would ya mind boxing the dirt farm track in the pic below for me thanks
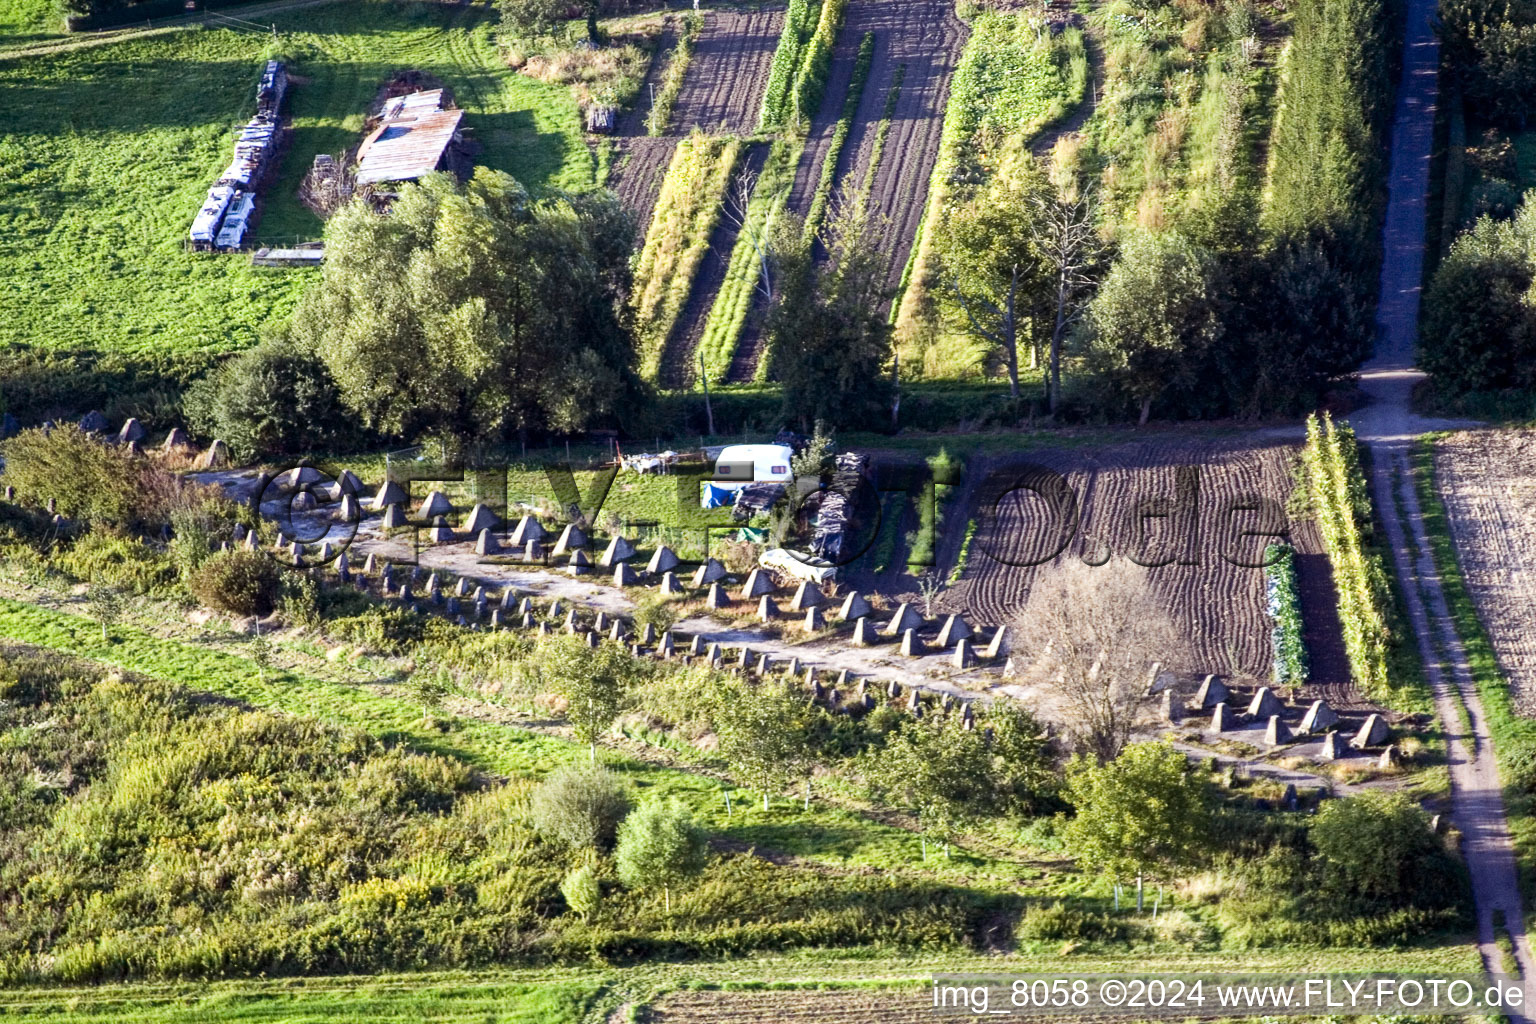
[1434,430,1536,714]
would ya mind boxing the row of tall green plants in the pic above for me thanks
[757,0,822,131]
[1264,542,1308,685]
[630,133,743,379]
[804,31,875,238]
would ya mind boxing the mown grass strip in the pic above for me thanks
[694,138,802,383]
[1411,437,1536,899]
[646,10,701,135]
[631,132,743,378]
[0,596,1034,883]
[803,30,874,239]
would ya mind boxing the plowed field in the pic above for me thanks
[837,0,966,292]
[1434,429,1536,713]
[944,435,1348,689]
[670,7,784,133]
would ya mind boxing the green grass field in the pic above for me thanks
[0,0,57,44]
[0,0,594,364]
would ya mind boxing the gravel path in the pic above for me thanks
[1356,0,1532,1000]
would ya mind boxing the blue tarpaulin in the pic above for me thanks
[701,483,736,508]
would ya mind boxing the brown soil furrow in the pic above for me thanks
[1435,430,1536,713]
[836,0,967,295]
[669,7,786,135]
[948,437,1317,682]
[658,142,772,388]
[608,137,680,243]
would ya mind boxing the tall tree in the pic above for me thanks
[541,634,640,761]
[935,153,1053,399]
[1031,186,1105,416]
[864,715,997,859]
[1012,558,1179,762]
[615,797,709,911]
[765,202,894,430]
[715,679,813,811]
[1063,742,1212,909]
[1083,231,1220,425]
[294,169,640,454]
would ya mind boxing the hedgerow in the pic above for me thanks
[788,0,848,130]
[1262,0,1402,281]
[1300,414,1397,702]
[1263,542,1309,685]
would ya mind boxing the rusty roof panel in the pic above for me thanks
[355,94,464,185]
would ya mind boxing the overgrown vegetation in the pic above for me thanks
[631,133,743,377]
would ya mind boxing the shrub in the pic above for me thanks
[530,765,633,852]
[54,530,178,596]
[560,863,602,919]
[182,337,352,462]
[0,426,147,526]
[1310,792,1459,907]
[186,549,284,616]
[615,796,708,910]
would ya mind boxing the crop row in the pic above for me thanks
[786,0,848,131]
[630,132,744,379]
[647,13,704,136]
[757,0,821,131]
[1301,413,1395,702]
[694,139,802,382]
[1263,542,1309,684]
[804,31,876,238]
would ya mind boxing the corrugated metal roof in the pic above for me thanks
[355,92,463,185]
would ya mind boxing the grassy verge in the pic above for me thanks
[1411,436,1536,900]
[804,30,874,238]
[631,132,743,378]
[694,139,802,383]
[646,11,701,135]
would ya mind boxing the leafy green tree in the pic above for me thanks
[1063,742,1212,906]
[183,337,351,462]
[935,153,1053,400]
[1310,792,1454,904]
[1083,231,1220,425]
[294,170,641,453]
[541,634,638,761]
[715,679,813,811]
[1420,199,1536,393]
[615,797,709,911]
[249,625,273,683]
[986,703,1058,817]
[864,715,996,858]
[531,764,632,851]
[560,863,602,919]
[765,204,894,430]
[1441,0,1536,127]
[500,0,567,37]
